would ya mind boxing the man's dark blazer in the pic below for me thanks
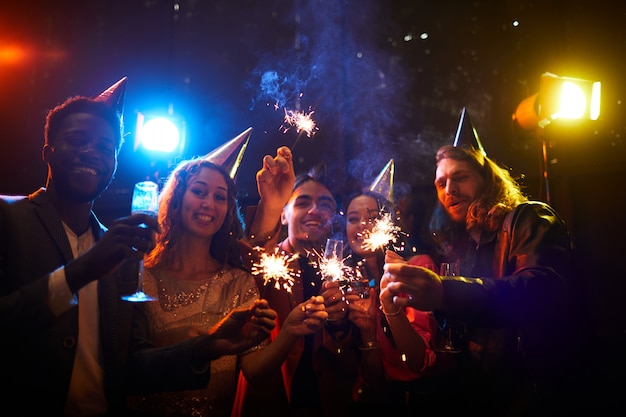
[0,189,210,416]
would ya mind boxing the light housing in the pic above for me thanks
[513,72,601,130]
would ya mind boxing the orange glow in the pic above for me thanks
[0,44,28,65]
[0,43,66,66]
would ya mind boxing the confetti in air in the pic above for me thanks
[251,248,300,293]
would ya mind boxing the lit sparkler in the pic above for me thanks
[360,212,402,252]
[251,248,300,293]
[319,255,346,282]
[309,248,353,284]
[281,107,318,150]
[282,107,318,138]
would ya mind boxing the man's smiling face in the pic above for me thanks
[434,157,484,224]
[282,180,336,252]
[43,112,118,203]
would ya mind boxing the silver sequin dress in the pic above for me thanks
[127,265,259,417]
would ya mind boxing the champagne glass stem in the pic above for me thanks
[137,259,145,292]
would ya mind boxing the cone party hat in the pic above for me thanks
[367,159,394,203]
[452,107,486,156]
[202,127,252,179]
[95,77,127,116]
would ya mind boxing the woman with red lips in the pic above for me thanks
[342,191,439,414]
[127,159,274,417]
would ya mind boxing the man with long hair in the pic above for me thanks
[382,112,590,416]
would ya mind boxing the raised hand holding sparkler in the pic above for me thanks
[247,146,295,251]
[256,146,295,205]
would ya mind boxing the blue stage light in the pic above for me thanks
[141,117,180,152]
[134,110,186,157]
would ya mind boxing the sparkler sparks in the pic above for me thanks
[282,108,318,138]
[319,256,346,282]
[251,248,300,293]
[309,248,353,284]
[360,212,402,252]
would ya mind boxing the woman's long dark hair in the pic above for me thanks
[145,159,245,270]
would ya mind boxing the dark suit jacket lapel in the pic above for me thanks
[30,189,74,262]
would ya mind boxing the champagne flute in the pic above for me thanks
[323,238,344,261]
[436,262,462,353]
[321,238,345,283]
[322,238,346,322]
[121,180,159,302]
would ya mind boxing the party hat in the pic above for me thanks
[452,107,486,156]
[95,77,127,116]
[202,127,252,179]
[367,159,394,203]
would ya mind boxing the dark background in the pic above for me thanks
[2,0,625,383]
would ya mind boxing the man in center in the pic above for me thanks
[232,150,360,417]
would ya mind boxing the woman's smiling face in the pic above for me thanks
[181,167,229,238]
[346,194,380,258]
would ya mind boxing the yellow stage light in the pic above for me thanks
[513,72,601,130]
[512,72,601,205]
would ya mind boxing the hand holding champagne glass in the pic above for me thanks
[348,277,371,310]
[122,180,159,302]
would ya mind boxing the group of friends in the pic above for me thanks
[0,78,591,417]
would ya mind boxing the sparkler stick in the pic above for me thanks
[292,130,306,151]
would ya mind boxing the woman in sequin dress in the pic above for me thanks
[127,159,263,417]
